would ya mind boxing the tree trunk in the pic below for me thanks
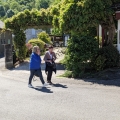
[107,16,115,45]
[102,16,116,46]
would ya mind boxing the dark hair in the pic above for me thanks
[49,45,53,49]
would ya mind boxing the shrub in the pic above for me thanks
[28,39,45,54]
[93,55,106,71]
[91,45,120,71]
[14,30,27,60]
[59,71,73,78]
[65,33,99,77]
[37,31,52,44]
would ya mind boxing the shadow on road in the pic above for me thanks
[0,55,4,58]
[76,78,120,87]
[53,83,68,88]
[33,86,53,93]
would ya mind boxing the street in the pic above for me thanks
[0,76,120,120]
[0,57,5,69]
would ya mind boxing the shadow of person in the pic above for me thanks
[33,86,53,93]
[52,83,68,88]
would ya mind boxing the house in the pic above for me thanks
[25,28,52,43]
[0,21,12,57]
[25,28,70,47]
[25,29,43,42]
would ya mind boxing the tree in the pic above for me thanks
[82,0,119,46]
[51,0,120,76]
[3,3,10,12]
[6,9,15,18]
[10,1,20,11]
[35,0,50,9]
[20,5,29,11]
[50,0,61,5]
[19,0,35,10]
[0,5,5,17]
[58,0,120,45]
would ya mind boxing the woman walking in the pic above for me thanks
[44,46,56,85]
[28,46,47,88]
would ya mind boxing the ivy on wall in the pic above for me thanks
[5,8,53,60]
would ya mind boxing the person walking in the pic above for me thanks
[44,46,56,85]
[28,46,47,88]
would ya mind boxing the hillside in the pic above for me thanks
[0,0,61,20]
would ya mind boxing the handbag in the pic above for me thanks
[52,62,56,69]
[46,61,56,68]
[46,62,53,67]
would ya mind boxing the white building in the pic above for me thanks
[25,29,43,42]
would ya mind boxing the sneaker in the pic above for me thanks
[28,84,33,88]
[47,80,50,84]
[49,82,53,85]
[43,83,48,87]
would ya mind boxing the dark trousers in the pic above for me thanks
[47,67,53,82]
[29,69,45,85]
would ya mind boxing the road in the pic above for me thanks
[0,76,120,120]
[0,57,5,68]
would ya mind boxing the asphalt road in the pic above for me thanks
[0,76,120,120]
[0,57,5,68]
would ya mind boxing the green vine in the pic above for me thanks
[4,9,54,60]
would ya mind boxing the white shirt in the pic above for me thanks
[48,51,52,59]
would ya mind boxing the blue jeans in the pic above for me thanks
[29,69,45,85]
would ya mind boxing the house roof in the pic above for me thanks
[0,20,4,29]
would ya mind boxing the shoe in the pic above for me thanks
[28,84,33,88]
[49,82,53,85]
[43,83,48,87]
[47,80,50,83]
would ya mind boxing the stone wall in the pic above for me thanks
[0,30,12,56]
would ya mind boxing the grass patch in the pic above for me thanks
[59,70,73,78]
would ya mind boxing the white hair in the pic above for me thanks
[32,46,39,53]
